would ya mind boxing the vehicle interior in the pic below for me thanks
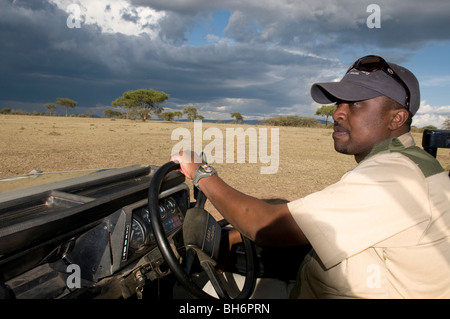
[0,128,448,299]
[0,161,309,299]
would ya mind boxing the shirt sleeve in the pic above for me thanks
[287,153,431,269]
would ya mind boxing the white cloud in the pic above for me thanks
[413,100,450,128]
[417,100,450,115]
[205,34,235,46]
[413,113,448,129]
[420,75,450,87]
[49,0,165,37]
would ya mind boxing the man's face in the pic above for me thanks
[332,96,394,162]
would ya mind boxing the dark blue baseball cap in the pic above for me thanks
[311,56,420,115]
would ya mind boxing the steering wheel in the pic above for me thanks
[148,161,257,299]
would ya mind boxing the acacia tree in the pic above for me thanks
[159,111,175,121]
[44,103,57,116]
[56,98,77,117]
[112,89,169,121]
[173,111,183,121]
[231,112,244,124]
[315,104,337,127]
[182,106,204,122]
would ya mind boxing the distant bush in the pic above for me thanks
[260,116,320,127]
[411,125,438,133]
[11,109,31,115]
[103,109,125,119]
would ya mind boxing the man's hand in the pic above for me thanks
[170,151,204,180]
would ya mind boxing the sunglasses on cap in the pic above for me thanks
[347,55,410,109]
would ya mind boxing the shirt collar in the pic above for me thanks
[364,132,416,161]
[396,132,416,148]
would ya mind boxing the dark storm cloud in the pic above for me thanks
[0,0,337,117]
[0,0,168,112]
[0,1,114,103]
[1,0,449,119]
[131,0,450,50]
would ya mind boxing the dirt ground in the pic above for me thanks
[1,115,449,217]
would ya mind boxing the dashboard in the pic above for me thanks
[61,182,191,284]
[125,184,188,259]
[0,165,192,298]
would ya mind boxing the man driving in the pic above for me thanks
[171,55,450,298]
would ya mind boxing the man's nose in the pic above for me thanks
[332,103,349,122]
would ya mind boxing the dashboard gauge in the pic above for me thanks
[129,218,146,251]
[165,198,176,213]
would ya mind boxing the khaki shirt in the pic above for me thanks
[288,133,450,298]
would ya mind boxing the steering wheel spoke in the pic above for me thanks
[199,259,230,299]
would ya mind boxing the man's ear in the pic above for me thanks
[389,108,410,131]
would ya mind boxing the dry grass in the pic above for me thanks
[1,115,449,217]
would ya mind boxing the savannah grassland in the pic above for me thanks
[1,115,449,217]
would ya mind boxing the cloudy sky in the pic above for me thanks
[1,0,450,127]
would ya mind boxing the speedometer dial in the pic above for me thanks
[129,218,145,251]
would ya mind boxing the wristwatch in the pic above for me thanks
[193,164,217,188]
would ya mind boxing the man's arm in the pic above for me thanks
[171,151,308,246]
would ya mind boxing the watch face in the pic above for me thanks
[200,165,213,173]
